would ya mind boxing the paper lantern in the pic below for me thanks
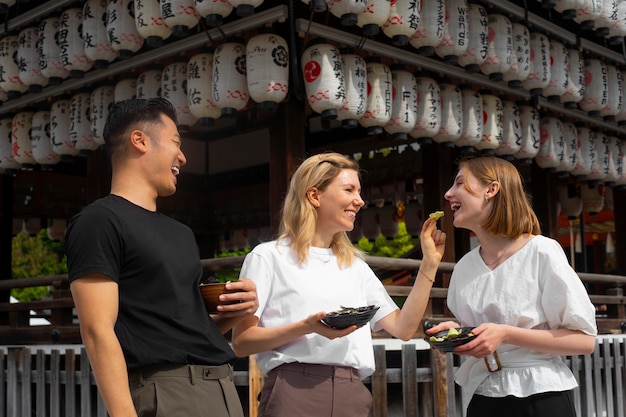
[402,201,423,237]
[17,25,48,93]
[83,0,117,69]
[301,40,345,120]
[161,0,200,36]
[163,59,197,129]
[604,135,619,184]
[107,0,145,59]
[23,218,42,236]
[136,65,162,98]
[587,132,610,184]
[187,51,221,125]
[495,101,522,159]
[59,7,93,78]
[359,57,391,135]
[12,111,36,167]
[408,0,444,56]
[91,85,115,145]
[536,117,563,172]
[521,32,550,96]
[246,32,289,111]
[378,203,399,238]
[327,0,368,26]
[114,76,137,102]
[607,0,626,44]
[47,219,67,241]
[458,4,488,73]
[0,34,28,99]
[599,64,623,121]
[135,0,173,47]
[50,99,78,159]
[561,48,585,109]
[479,14,513,82]
[195,0,233,27]
[227,0,263,17]
[571,126,594,180]
[557,183,582,219]
[0,87,7,102]
[514,104,540,163]
[0,117,20,171]
[337,50,366,129]
[543,40,569,102]
[476,93,503,154]
[357,0,390,37]
[556,121,578,175]
[384,66,417,141]
[574,0,603,30]
[433,83,463,147]
[71,92,98,155]
[409,73,440,144]
[554,0,584,19]
[360,206,381,240]
[213,39,249,117]
[616,70,626,125]
[609,136,626,187]
[581,182,604,214]
[503,23,531,88]
[454,87,482,152]
[37,16,70,85]
[592,0,617,37]
[31,110,60,168]
[579,59,608,116]
[381,0,419,47]
[434,0,469,65]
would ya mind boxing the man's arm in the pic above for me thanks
[71,274,138,417]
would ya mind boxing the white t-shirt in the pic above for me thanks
[239,239,399,378]
[448,235,598,399]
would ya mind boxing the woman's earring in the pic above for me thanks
[485,196,489,203]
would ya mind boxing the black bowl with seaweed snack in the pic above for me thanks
[321,305,380,329]
[426,326,476,352]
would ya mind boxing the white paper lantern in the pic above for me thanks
[83,0,117,69]
[408,0,444,56]
[195,0,233,27]
[213,39,249,117]
[604,135,619,184]
[50,99,78,159]
[115,76,138,102]
[562,48,585,109]
[581,182,605,214]
[359,57,391,135]
[571,126,595,179]
[503,23,531,88]
[327,0,368,26]
[433,83,463,147]
[434,0,469,65]
[37,16,70,85]
[71,92,98,154]
[592,0,617,37]
[409,73,440,144]
[161,0,200,37]
[607,0,626,44]
[476,93,503,154]
[454,87,482,151]
[227,0,263,17]
[357,0,390,37]
[557,183,582,219]
[0,34,28,99]
[579,59,608,116]
[12,111,36,167]
[574,0,603,30]
[458,4,488,73]
[187,51,221,125]
[543,40,569,102]
[302,40,345,120]
[599,64,623,121]
[0,117,20,171]
[521,32,550,96]
[514,104,540,163]
[384,66,417,141]
[246,32,289,111]
[136,66,163,98]
[59,7,93,78]
[47,219,67,241]
[17,25,48,93]
[495,101,522,159]
[557,121,578,175]
[402,201,423,237]
[337,50,366,129]
[31,110,60,168]
[378,203,399,238]
[135,0,173,48]
[91,85,115,145]
[554,0,585,19]
[381,0,419,47]
[587,132,610,183]
[360,206,380,240]
[107,0,145,59]
[479,14,513,82]
[536,117,563,172]
[609,136,626,187]
[616,70,626,125]
[163,59,197,129]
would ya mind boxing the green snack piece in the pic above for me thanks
[429,210,444,221]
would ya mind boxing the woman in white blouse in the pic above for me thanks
[427,156,597,417]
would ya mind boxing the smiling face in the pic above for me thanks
[145,114,186,198]
[444,167,491,233]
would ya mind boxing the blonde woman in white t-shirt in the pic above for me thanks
[232,152,446,417]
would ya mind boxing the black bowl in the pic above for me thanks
[322,305,380,329]
[425,327,476,352]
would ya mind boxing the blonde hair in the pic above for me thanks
[459,156,541,237]
[278,152,364,267]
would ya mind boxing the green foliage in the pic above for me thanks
[212,247,251,282]
[355,222,418,258]
[11,230,68,302]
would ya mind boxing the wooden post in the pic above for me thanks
[371,344,388,417]
[401,344,418,417]
[430,350,448,417]
[248,354,264,417]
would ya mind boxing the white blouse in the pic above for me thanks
[447,235,597,399]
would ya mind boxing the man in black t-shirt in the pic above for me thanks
[66,98,257,417]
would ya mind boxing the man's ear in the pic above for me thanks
[129,129,148,153]
[307,188,320,208]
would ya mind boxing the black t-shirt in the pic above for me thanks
[66,195,236,370]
